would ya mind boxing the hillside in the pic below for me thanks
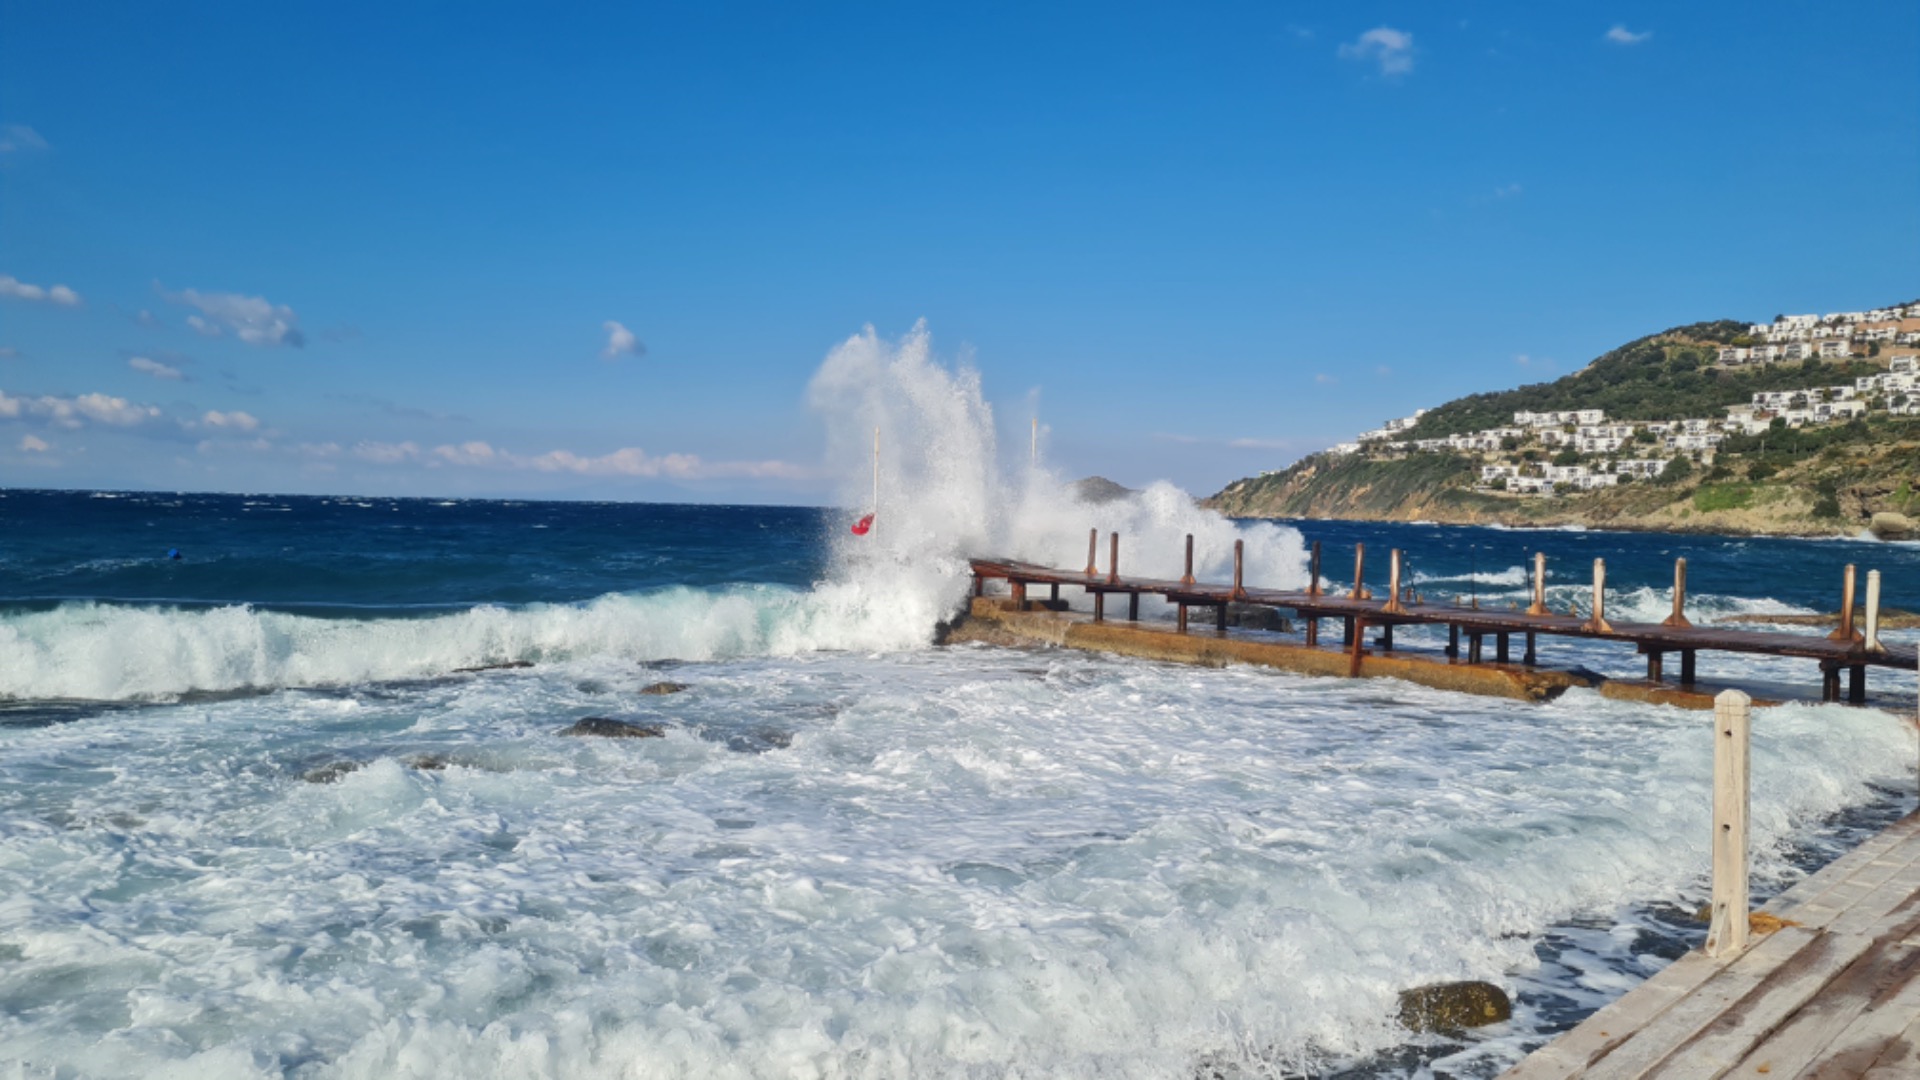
[1208,311,1920,538]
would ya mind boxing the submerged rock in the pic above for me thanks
[1397,981,1512,1033]
[639,681,690,696]
[559,717,667,739]
[725,727,794,754]
[452,660,534,674]
[302,760,364,784]
[404,754,450,771]
[1226,602,1290,632]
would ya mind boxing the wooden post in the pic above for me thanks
[1706,689,1752,959]
[1829,564,1861,643]
[1848,665,1866,705]
[1108,532,1120,585]
[1177,603,1188,634]
[1648,650,1664,683]
[1663,558,1692,628]
[973,574,984,597]
[1524,631,1537,667]
[1308,541,1322,597]
[1342,616,1354,645]
[1447,624,1460,657]
[1215,603,1228,633]
[1231,539,1248,600]
[1526,552,1549,616]
[1582,558,1614,634]
[1382,549,1407,614]
[1093,591,1104,622]
[1010,579,1026,607]
[1348,618,1366,676]
[1305,616,1318,646]
[1380,623,1395,650]
[1864,569,1885,653]
[1128,593,1140,621]
[1468,633,1483,664]
[1085,528,1099,577]
[1181,534,1196,586]
[1049,582,1059,603]
[1496,632,1509,664]
[1350,544,1367,600]
[1681,649,1697,684]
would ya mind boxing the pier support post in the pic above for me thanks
[1343,617,1354,645]
[1108,532,1120,586]
[1848,665,1866,705]
[1308,541,1322,598]
[1305,617,1318,646]
[1232,539,1248,601]
[1216,604,1228,633]
[1181,534,1196,587]
[1821,663,1841,703]
[1496,632,1510,665]
[1379,624,1395,650]
[1468,633,1483,664]
[1093,591,1104,623]
[1527,552,1550,616]
[1085,528,1099,578]
[1707,689,1752,959]
[1177,603,1188,634]
[1829,564,1862,644]
[1382,549,1407,615]
[1864,569,1885,653]
[1582,559,1614,634]
[1447,624,1460,658]
[973,574,984,598]
[1010,580,1026,607]
[1648,650,1664,683]
[1350,544,1368,601]
[1663,558,1692,628]
[1128,593,1139,621]
[1524,631,1537,667]
[1681,649,1697,685]
[1050,583,1059,603]
[1349,619,1367,676]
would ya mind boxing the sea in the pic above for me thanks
[1,337,1916,1079]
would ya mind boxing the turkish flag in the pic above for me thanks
[850,513,874,536]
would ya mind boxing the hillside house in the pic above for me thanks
[1615,459,1670,479]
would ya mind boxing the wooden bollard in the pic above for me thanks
[1663,558,1692,629]
[1382,549,1407,614]
[1706,689,1752,958]
[1829,564,1861,643]
[1526,552,1549,616]
[1181,534,1196,586]
[1864,569,1886,653]
[1308,541,1322,598]
[1231,539,1248,600]
[1582,558,1614,634]
[1108,532,1120,585]
[1085,528,1099,577]
[1350,544,1367,601]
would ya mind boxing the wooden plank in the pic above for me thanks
[1500,951,1731,1079]
[1579,927,1819,1079]
[1729,942,1920,1078]
[1642,928,1903,1077]
[1857,1014,1920,1078]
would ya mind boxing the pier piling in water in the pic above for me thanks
[1582,559,1613,634]
[1350,544,1367,601]
[1527,552,1549,616]
[1382,549,1407,615]
[1663,558,1692,629]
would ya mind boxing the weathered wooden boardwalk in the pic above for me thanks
[1503,809,1920,1079]
[970,535,1916,705]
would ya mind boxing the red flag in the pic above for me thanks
[850,513,874,536]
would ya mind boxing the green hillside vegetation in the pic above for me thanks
[1404,321,1882,440]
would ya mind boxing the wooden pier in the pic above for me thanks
[969,532,1916,706]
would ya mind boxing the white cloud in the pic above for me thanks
[129,356,186,380]
[296,441,342,458]
[352,440,423,463]
[340,434,804,480]
[0,274,82,306]
[4,389,161,429]
[1339,27,1415,76]
[201,409,260,432]
[163,286,304,347]
[432,440,499,466]
[19,434,49,452]
[1605,25,1652,45]
[602,320,644,360]
[0,125,48,155]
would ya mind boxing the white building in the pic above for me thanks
[1615,458,1670,479]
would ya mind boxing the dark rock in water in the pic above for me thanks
[1226,602,1290,632]
[559,717,667,739]
[302,760,364,784]
[452,660,534,674]
[405,754,450,771]
[1397,981,1512,1033]
[725,728,794,754]
[1870,511,1914,540]
[1071,476,1137,504]
[639,681,690,696]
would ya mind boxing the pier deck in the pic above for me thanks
[1503,810,1920,1079]
[968,554,1917,703]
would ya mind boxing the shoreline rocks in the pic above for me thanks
[1397,981,1512,1033]
[558,717,666,739]
[639,681,690,696]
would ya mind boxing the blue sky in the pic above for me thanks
[3,1,1916,502]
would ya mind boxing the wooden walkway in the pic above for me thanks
[969,550,1917,704]
[1503,810,1920,1079]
